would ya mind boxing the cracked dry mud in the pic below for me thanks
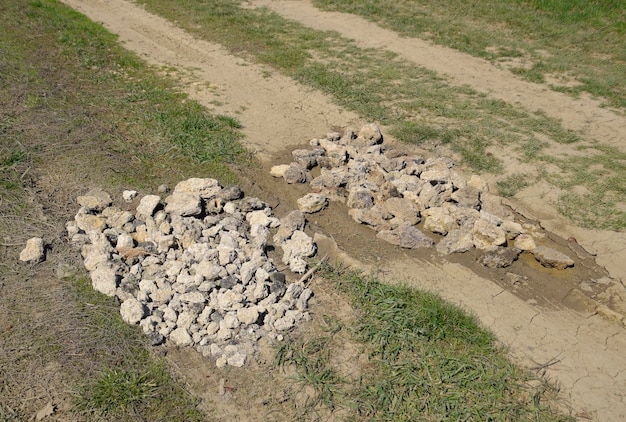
[61,0,626,420]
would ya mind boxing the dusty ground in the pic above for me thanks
[52,0,626,420]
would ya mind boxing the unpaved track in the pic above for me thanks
[61,0,626,420]
[255,0,626,153]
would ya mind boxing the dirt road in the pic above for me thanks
[60,0,626,419]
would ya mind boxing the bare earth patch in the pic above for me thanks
[58,0,626,420]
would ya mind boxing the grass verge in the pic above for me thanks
[276,263,573,420]
[0,0,248,419]
[136,0,625,230]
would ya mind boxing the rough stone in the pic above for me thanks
[227,353,247,368]
[297,193,328,214]
[75,213,107,233]
[77,188,112,211]
[120,297,146,324]
[172,178,221,199]
[436,230,474,255]
[90,264,118,297]
[136,195,161,220]
[273,210,305,243]
[347,188,374,209]
[423,207,457,235]
[283,163,310,184]
[376,224,434,249]
[270,164,290,178]
[292,148,324,169]
[514,234,536,251]
[122,190,138,202]
[532,246,575,269]
[281,230,316,273]
[170,327,193,347]
[164,192,202,217]
[472,218,506,249]
[19,237,45,263]
[479,247,522,268]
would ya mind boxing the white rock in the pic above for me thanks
[122,190,138,202]
[138,279,157,294]
[75,213,106,233]
[173,178,221,198]
[19,237,45,263]
[170,327,193,346]
[270,164,291,178]
[179,291,206,304]
[164,192,202,217]
[281,230,316,273]
[237,307,260,325]
[135,195,161,221]
[423,207,457,235]
[176,311,196,330]
[77,188,112,211]
[274,314,296,331]
[472,219,506,249]
[90,264,118,297]
[239,261,259,285]
[223,313,241,329]
[227,353,247,368]
[120,298,146,325]
[116,233,135,249]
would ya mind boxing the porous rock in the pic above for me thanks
[297,193,328,214]
[376,224,434,249]
[19,237,45,263]
[479,247,521,268]
[77,188,112,211]
[70,179,318,368]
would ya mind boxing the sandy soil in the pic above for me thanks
[60,0,626,420]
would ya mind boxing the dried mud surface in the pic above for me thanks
[52,0,626,420]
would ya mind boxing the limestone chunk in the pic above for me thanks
[297,193,328,214]
[77,188,112,211]
[19,237,45,263]
[136,195,161,220]
[532,246,574,270]
[376,224,434,249]
[120,298,146,325]
[170,327,193,346]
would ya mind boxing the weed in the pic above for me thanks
[497,174,531,197]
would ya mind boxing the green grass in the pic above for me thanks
[276,263,572,420]
[69,276,205,421]
[313,0,626,109]
[1,0,246,191]
[497,174,532,197]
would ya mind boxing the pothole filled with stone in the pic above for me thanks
[66,178,317,367]
[271,123,575,270]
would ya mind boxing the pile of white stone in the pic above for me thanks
[271,123,574,270]
[66,178,316,367]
